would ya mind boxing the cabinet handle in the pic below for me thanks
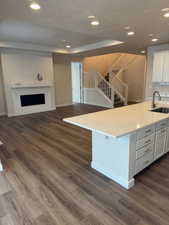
[161,130,166,134]
[161,123,166,126]
[145,139,151,144]
[145,129,151,133]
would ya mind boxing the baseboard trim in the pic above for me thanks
[8,107,56,117]
[91,161,135,189]
[56,103,73,107]
[0,161,3,172]
[83,102,112,108]
[0,112,6,116]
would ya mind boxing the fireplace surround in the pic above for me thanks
[9,83,55,116]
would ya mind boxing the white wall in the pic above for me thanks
[53,54,84,106]
[123,56,146,102]
[1,49,55,115]
[145,43,169,100]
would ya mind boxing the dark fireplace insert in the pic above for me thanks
[20,94,45,107]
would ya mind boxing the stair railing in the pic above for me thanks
[110,69,128,105]
[106,54,139,105]
[94,72,115,104]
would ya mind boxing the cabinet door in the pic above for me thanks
[154,128,167,160]
[162,51,169,82]
[164,127,169,153]
[152,52,164,82]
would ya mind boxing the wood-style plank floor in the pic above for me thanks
[0,104,169,225]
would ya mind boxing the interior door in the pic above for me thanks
[71,62,82,103]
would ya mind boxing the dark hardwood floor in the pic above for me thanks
[55,103,108,119]
[0,104,169,225]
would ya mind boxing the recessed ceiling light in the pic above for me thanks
[127,31,135,36]
[91,20,100,26]
[141,50,146,54]
[152,38,159,42]
[124,26,130,30]
[66,45,71,48]
[30,2,41,10]
[88,15,95,19]
[161,8,169,12]
[163,12,169,17]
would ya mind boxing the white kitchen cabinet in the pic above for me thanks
[135,150,154,174]
[154,128,167,160]
[152,51,164,82]
[152,50,169,82]
[164,127,169,153]
[162,51,169,82]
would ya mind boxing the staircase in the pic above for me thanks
[109,68,128,106]
[83,54,139,108]
[114,93,125,107]
[83,71,126,108]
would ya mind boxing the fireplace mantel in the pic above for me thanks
[11,82,54,89]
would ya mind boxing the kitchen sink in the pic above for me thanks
[151,107,169,113]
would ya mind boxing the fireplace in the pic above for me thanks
[10,83,55,116]
[20,93,45,107]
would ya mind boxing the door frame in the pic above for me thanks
[71,62,83,103]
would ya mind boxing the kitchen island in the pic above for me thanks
[64,102,169,189]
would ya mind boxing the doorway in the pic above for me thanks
[71,62,83,103]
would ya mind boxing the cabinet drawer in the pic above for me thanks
[137,125,155,140]
[156,120,168,131]
[136,134,155,150]
[135,151,154,175]
[136,143,154,159]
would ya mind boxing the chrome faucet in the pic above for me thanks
[152,91,161,108]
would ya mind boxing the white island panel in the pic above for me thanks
[91,131,136,189]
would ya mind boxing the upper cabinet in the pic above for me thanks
[152,50,169,82]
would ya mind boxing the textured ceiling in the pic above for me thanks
[0,0,169,55]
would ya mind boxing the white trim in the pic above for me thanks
[71,40,124,54]
[0,112,6,116]
[81,102,111,108]
[8,107,56,117]
[0,142,3,172]
[0,162,3,172]
[0,40,123,54]
[56,103,73,107]
[0,41,68,54]
[91,161,135,189]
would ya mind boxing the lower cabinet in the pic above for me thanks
[154,128,167,160]
[135,120,169,175]
[164,127,169,154]
[135,150,154,174]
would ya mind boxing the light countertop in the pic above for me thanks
[64,102,169,138]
